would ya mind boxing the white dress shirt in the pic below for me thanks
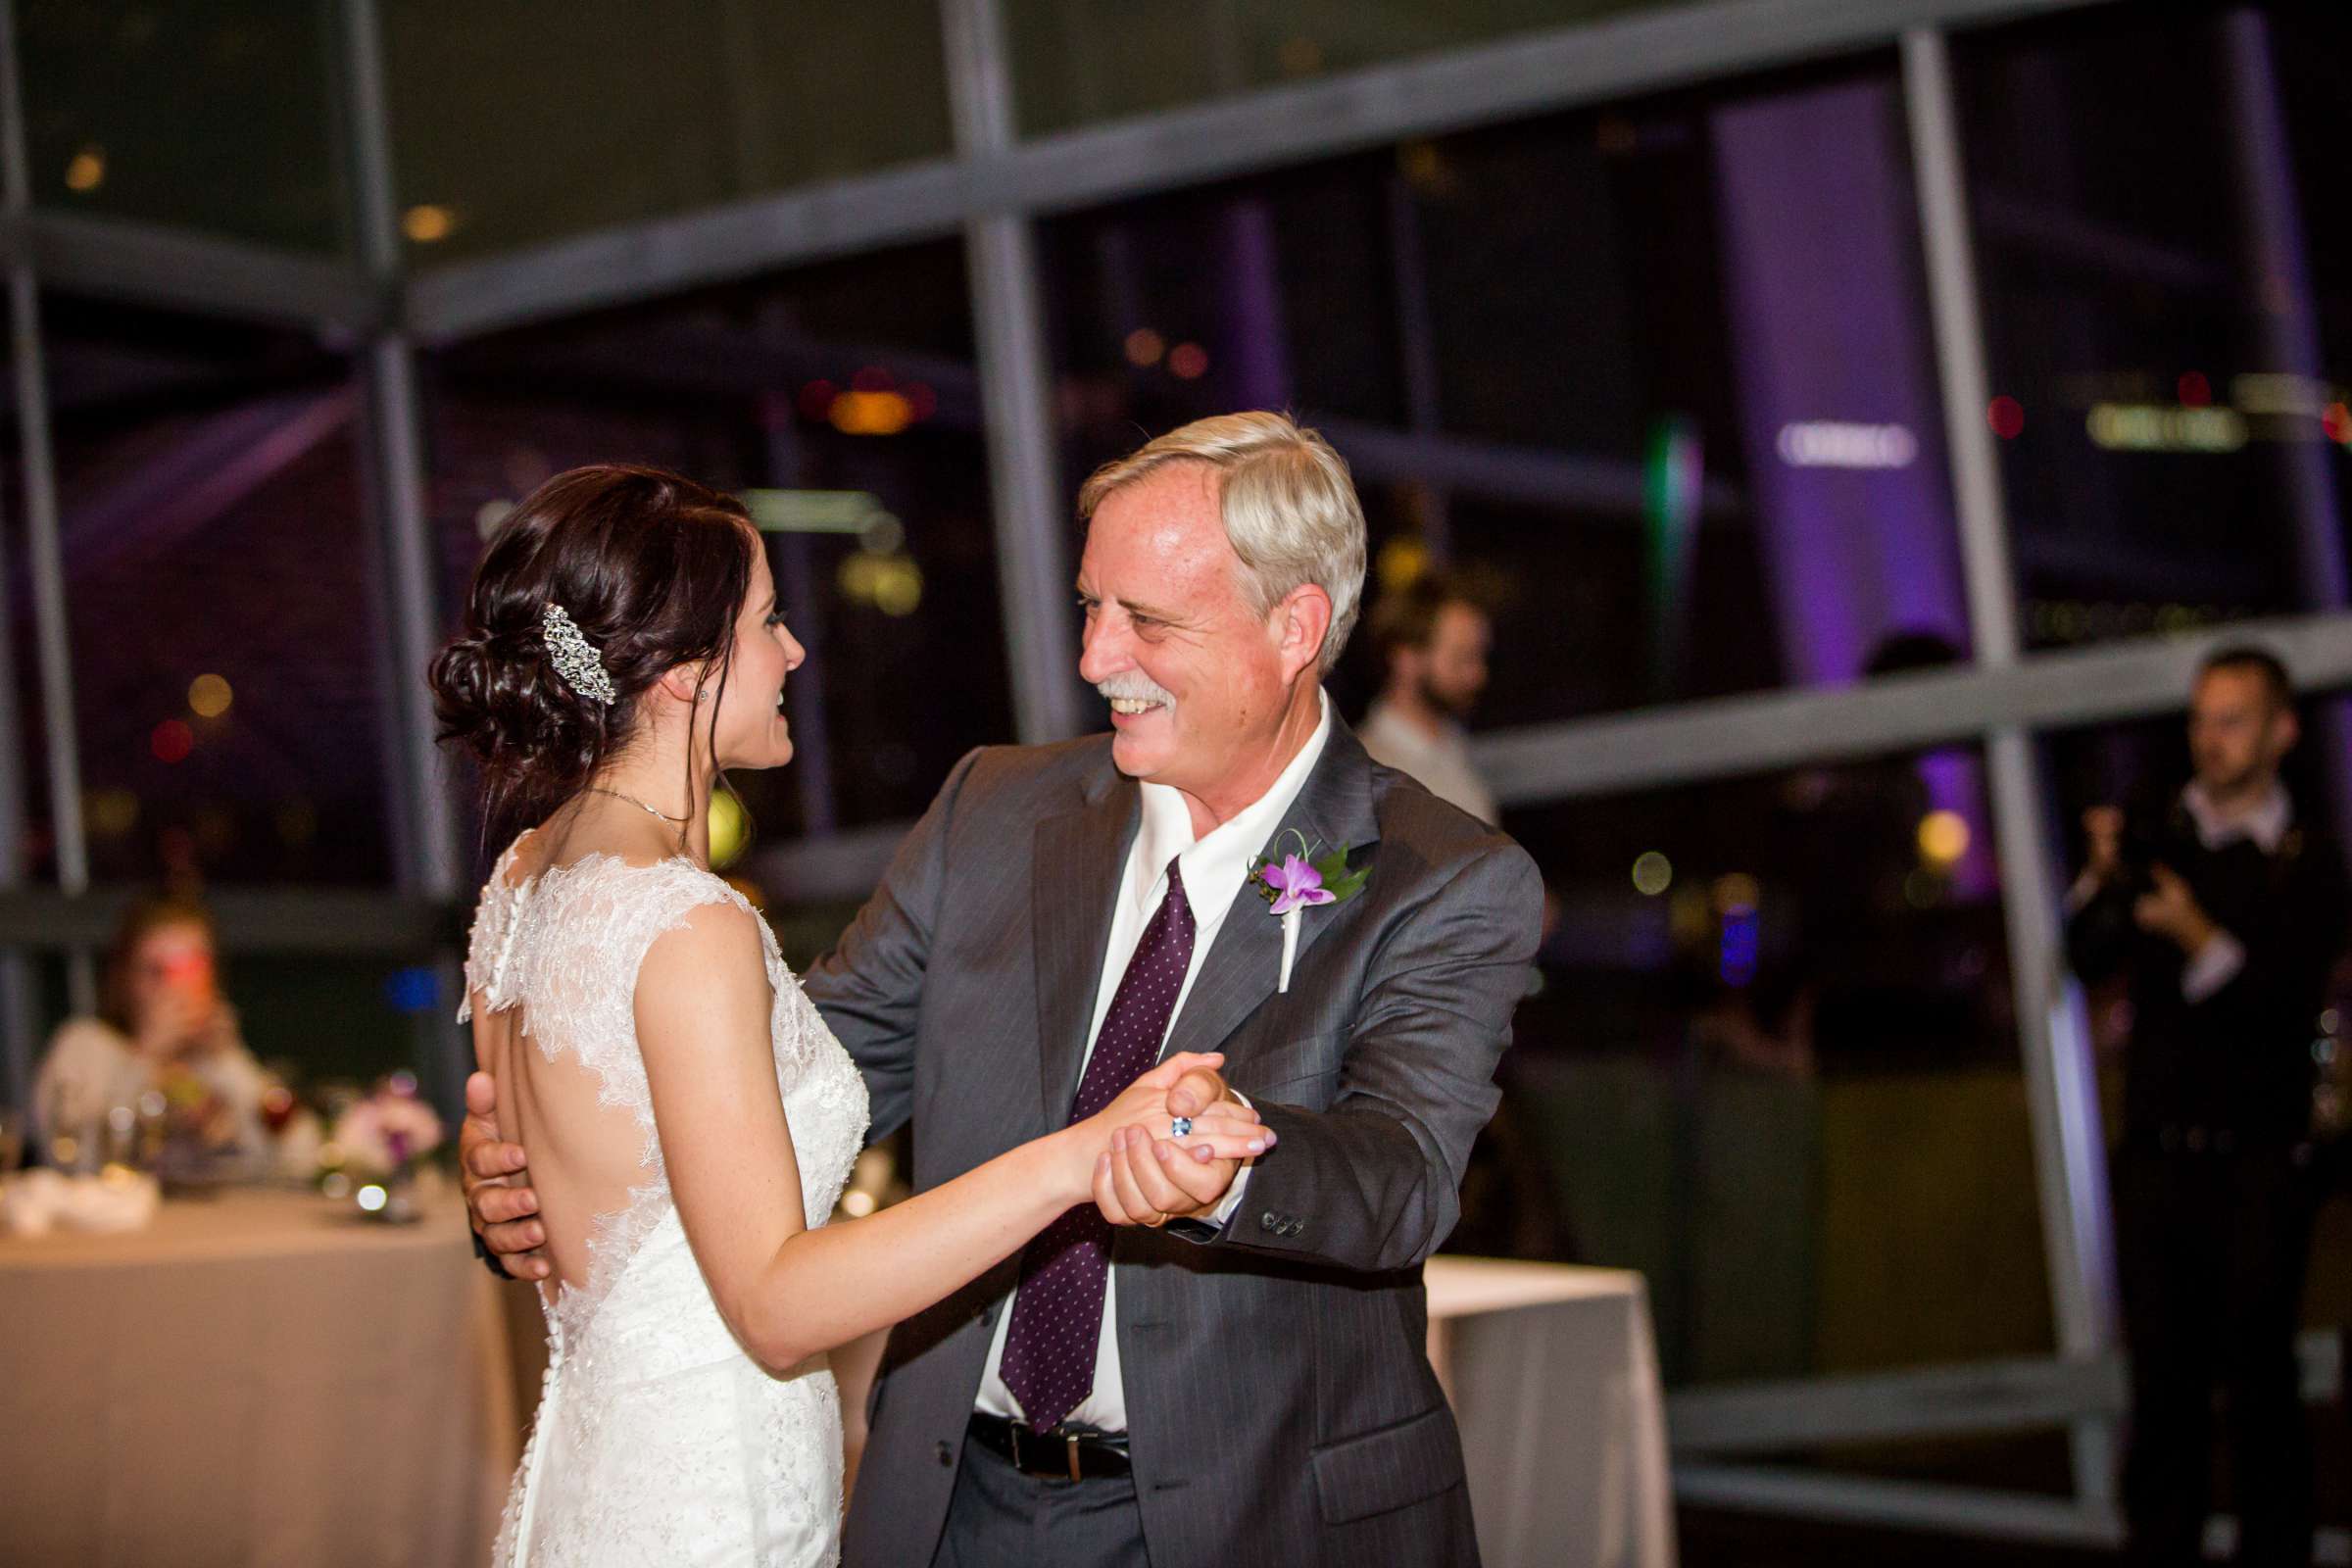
[1357,699,1497,825]
[975,692,1333,1433]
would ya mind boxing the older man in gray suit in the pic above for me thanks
[467,412,1542,1567]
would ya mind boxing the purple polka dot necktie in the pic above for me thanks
[999,858,1196,1433]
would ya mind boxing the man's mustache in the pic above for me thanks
[1098,673,1175,706]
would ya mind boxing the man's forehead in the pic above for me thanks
[1083,473,1238,584]
[2194,668,2278,712]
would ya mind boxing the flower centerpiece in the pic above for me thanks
[320,1071,444,1222]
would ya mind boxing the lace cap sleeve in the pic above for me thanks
[458,835,533,1023]
[502,858,762,1152]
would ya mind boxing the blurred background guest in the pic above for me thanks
[32,895,270,1168]
[1358,569,1497,824]
[2067,646,2347,1567]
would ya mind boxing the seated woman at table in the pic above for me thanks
[32,895,270,1165]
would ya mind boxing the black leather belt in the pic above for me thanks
[967,1412,1131,1481]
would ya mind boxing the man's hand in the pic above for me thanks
[1095,1064,1254,1228]
[2134,864,2220,956]
[460,1070,551,1281]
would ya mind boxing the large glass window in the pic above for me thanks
[424,240,1011,871]
[22,0,346,251]
[1006,0,1663,137]
[32,295,394,888]
[384,0,953,261]
[1040,56,1974,729]
[1494,745,2050,1389]
[1954,1,2352,652]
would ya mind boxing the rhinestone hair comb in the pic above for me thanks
[540,602,616,706]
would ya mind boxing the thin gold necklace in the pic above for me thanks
[584,785,693,827]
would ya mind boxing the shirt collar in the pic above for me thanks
[1132,690,1333,919]
[2180,778,2292,854]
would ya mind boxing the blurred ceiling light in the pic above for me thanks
[870,557,923,616]
[1775,420,1916,470]
[838,550,924,616]
[1631,852,1673,898]
[2085,403,2247,453]
[402,204,457,243]
[65,145,106,192]
[1986,395,2025,440]
[1124,327,1165,368]
[708,791,748,870]
[475,499,514,539]
[1917,809,1970,868]
[829,389,915,435]
[187,673,232,718]
[150,719,193,764]
[86,788,139,838]
[743,488,899,546]
[2176,370,2211,408]
[1711,872,1760,918]
[1375,536,1430,594]
[1168,342,1209,380]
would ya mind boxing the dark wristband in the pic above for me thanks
[470,1223,515,1281]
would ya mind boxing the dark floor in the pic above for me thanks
[1678,1507,2112,1566]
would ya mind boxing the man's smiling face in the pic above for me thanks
[1075,463,1290,800]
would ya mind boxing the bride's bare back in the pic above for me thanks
[466,828,675,1300]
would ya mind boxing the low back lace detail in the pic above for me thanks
[464,834,868,1568]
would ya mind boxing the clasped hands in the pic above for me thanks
[461,1054,1269,1281]
[2082,806,2220,956]
[1076,1052,1272,1232]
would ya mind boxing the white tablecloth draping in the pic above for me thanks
[1427,1256,1677,1568]
[0,1186,517,1568]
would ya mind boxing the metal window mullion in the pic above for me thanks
[944,0,1083,745]
[336,0,465,1120]
[0,0,93,1020]
[0,11,31,1097]
[1902,24,2118,1515]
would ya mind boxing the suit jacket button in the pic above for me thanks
[1260,1210,1280,1232]
[936,1441,954,1466]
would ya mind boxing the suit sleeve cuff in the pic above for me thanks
[2180,930,2246,1003]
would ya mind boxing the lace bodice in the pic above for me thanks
[463,834,869,1567]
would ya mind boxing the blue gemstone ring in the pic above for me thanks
[1169,1115,1194,1139]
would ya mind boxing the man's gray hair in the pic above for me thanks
[1077,412,1367,674]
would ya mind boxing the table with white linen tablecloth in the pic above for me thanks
[0,1185,517,1568]
[1427,1256,1677,1568]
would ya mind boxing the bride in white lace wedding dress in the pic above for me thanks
[466,841,869,1566]
[430,466,1264,1567]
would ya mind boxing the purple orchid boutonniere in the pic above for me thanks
[1248,831,1370,993]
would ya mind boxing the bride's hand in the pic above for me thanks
[1062,1053,1270,1195]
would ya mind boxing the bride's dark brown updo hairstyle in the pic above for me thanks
[429,464,758,847]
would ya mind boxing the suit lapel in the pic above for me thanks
[1162,719,1384,1061]
[1033,759,1141,1127]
